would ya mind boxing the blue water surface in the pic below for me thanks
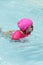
[0,0,43,65]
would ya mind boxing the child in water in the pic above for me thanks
[0,18,33,40]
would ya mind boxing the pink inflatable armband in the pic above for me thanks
[11,30,30,40]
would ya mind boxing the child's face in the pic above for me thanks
[26,25,33,34]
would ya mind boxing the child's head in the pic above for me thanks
[25,25,33,34]
[17,18,33,34]
[21,25,33,34]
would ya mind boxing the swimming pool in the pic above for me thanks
[0,0,43,65]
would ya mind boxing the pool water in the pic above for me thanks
[0,0,43,65]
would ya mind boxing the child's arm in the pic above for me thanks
[0,28,14,39]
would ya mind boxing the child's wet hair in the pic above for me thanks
[31,25,33,31]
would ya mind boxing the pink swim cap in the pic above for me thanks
[17,18,33,31]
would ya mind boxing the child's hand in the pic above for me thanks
[4,30,14,35]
